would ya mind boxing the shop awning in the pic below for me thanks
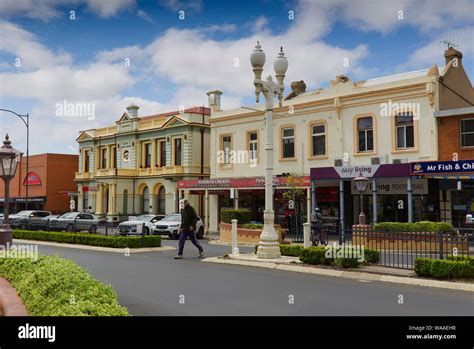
[178,176,310,190]
[310,164,411,180]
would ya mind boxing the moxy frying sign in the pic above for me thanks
[23,172,41,186]
[178,176,310,189]
[411,160,474,175]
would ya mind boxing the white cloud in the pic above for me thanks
[137,10,154,23]
[0,0,135,20]
[159,0,203,12]
[0,20,72,69]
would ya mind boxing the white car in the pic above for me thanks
[118,214,165,236]
[154,213,204,239]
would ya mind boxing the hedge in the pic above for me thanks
[220,209,251,224]
[415,257,474,279]
[241,223,263,230]
[13,230,162,248]
[254,244,380,264]
[0,255,129,316]
[373,221,453,232]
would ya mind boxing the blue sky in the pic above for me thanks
[0,0,473,154]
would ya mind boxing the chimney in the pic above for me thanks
[284,80,306,100]
[206,90,222,113]
[126,103,139,118]
[444,47,463,65]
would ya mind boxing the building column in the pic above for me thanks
[95,147,100,170]
[233,189,239,209]
[339,179,345,242]
[407,177,413,223]
[209,193,218,233]
[96,184,103,214]
[311,179,317,221]
[372,178,378,224]
[106,145,111,169]
[77,185,84,212]
[151,139,157,168]
[306,187,311,224]
[204,190,209,235]
[108,183,116,215]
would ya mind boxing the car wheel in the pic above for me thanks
[89,225,97,234]
[196,227,204,239]
[66,224,74,232]
[172,231,180,239]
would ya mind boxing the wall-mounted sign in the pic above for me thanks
[350,178,428,195]
[178,176,310,189]
[23,172,41,186]
[334,165,380,179]
[411,160,474,175]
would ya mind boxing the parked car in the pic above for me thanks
[8,210,52,229]
[118,214,165,236]
[28,214,61,231]
[48,212,99,233]
[154,213,204,239]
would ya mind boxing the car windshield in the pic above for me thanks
[133,215,155,222]
[161,214,181,222]
[59,213,77,219]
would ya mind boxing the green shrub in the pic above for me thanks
[415,258,474,279]
[13,230,161,248]
[241,223,263,230]
[254,244,304,257]
[374,221,453,232]
[335,257,359,268]
[299,246,332,265]
[0,255,128,316]
[414,258,432,277]
[363,248,380,264]
[220,209,251,224]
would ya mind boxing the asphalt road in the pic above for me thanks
[30,238,473,316]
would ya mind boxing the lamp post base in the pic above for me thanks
[358,213,366,226]
[257,210,281,259]
[0,224,13,248]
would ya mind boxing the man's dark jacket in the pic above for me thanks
[181,204,198,230]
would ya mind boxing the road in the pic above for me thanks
[29,238,473,316]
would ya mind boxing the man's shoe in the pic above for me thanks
[174,255,183,259]
[199,251,204,258]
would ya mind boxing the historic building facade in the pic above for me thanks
[180,47,474,232]
[75,104,210,220]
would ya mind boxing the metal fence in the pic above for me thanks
[340,227,473,269]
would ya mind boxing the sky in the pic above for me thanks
[0,0,473,155]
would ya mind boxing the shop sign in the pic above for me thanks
[411,160,474,175]
[334,165,380,179]
[178,176,310,189]
[350,178,428,195]
[23,172,41,186]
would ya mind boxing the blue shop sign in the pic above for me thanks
[411,160,474,175]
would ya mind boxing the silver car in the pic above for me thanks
[9,210,52,229]
[49,212,99,233]
[154,213,204,239]
[118,214,165,236]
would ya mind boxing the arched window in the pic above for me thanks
[157,187,166,215]
[142,187,150,213]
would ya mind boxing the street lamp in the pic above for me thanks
[353,173,369,225]
[0,134,22,247]
[251,41,288,259]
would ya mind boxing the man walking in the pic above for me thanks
[175,199,204,259]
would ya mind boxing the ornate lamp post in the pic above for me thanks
[0,135,23,247]
[353,173,370,225]
[250,42,288,259]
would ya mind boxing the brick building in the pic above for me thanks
[0,153,78,214]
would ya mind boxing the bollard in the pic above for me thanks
[231,219,239,256]
[303,223,311,248]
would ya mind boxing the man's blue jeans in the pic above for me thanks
[178,229,203,256]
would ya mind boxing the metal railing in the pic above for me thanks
[340,227,472,269]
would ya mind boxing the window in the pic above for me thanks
[101,148,107,169]
[144,143,152,168]
[157,186,166,215]
[159,141,167,167]
[358,117,374,152]
[311,124,326,156]
[174,138,182,166]
[111,146,117,168]
[248,132,258,160]
[142,187,150,213]
[222,135,232,164]
[395,112,414,149]
[84,150,90,172]
[461,119,474,147]
[282,127,295,159]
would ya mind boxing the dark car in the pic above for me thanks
[28,214,61,230]
[9,210,52,230]
[49,212,99,233]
